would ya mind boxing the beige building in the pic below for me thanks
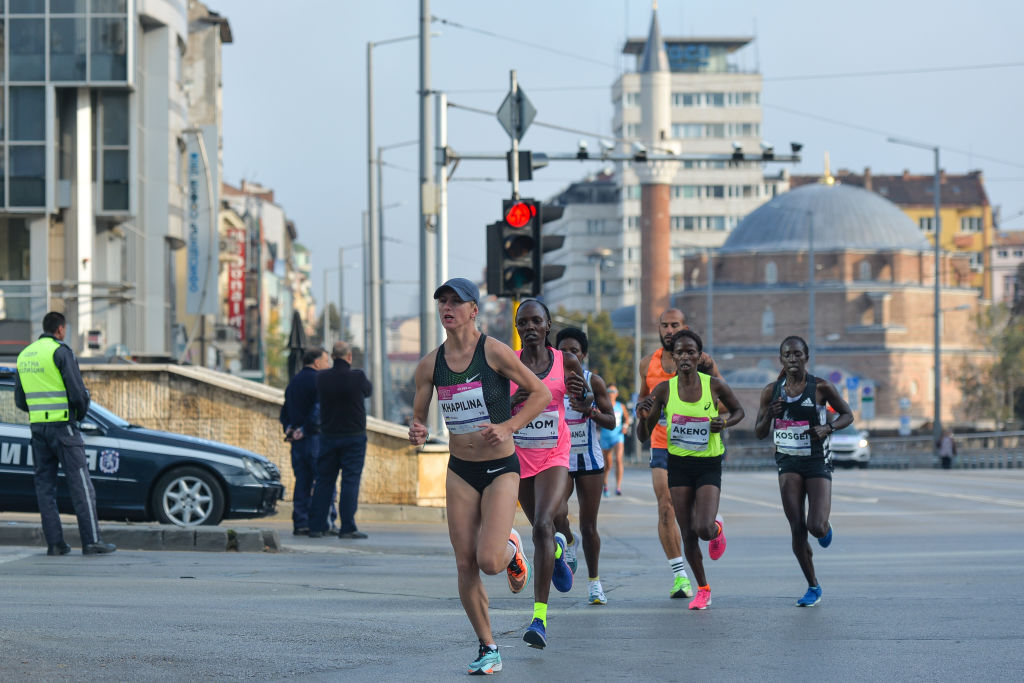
[668,181,990,431]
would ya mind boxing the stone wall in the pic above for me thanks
[80,365,447,507]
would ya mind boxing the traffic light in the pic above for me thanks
[487,198,540,298]
[486,199,568,298]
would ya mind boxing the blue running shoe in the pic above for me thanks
[818,524,833,548]
[523,618,547,649]
[552,532,574,593]
[468,643,502,675]
[797,585,822,607]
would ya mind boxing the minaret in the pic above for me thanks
[636,5,679,348]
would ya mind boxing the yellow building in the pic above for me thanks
[793,169,994,297]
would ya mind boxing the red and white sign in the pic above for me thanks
[226,226,246,341]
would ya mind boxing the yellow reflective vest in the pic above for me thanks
[17,336,70,423]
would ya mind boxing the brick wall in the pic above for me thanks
[80,365,447,507]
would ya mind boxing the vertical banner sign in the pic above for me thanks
[185,125,220,315]
[226,226,246,341]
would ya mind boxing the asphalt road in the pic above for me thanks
[1,468,1022,681]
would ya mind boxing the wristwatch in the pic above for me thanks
[589,406,600,419]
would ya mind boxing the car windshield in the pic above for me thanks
[89,402,131,428]
[835,425,862,436]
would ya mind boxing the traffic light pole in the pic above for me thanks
[509,71,521,200]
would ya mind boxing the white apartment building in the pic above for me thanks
[542,33,790,315]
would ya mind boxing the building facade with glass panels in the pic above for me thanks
[0,0,188,358]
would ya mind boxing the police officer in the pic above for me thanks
[15,312,116,556]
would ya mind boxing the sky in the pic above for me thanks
[212,0,1024,323]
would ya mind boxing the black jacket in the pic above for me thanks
[14,334,91,422]
[280,366,321,435]
[317,358,372,436]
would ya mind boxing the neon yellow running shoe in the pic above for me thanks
[671,575,693,599]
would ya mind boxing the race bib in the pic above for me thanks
[567,417,589,455]
[669,414,711,452]
[437,381,490,435]
[774,419,812,456]
[513,401,560,449]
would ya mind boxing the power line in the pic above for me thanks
[432,15,618,70]
[766,61,1024,82]
[765,103,1024,171]
[448,100,619,143]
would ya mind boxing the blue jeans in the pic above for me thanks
[291,435,337,530]
[310,434,367,534]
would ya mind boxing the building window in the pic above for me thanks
[704,185,725,199]
[11,87,46,141]
[765,262,777,285]
[626,215,639,229]
[10,17,46,82]
[919,217,935,232]
[625,123,640,138]
[672,92,698,107]
[673,123,704,138]
[91,17,128,81]
[1014,250,1023,258]
[761,306,774,337]
[672,185,697,199]
[625,92,640,107]
[624,185,641,200]
[50,16,88,81]
[858,261,872,281]
[51,0,88,13]
[998,250,1008,258]
[9,146,46,207]
[586,219,606,235]
[705,92,724,107]
[99,92,130,211]
[960,216,983,233]
[969,252,984,271]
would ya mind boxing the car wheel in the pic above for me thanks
[151,466,226,527]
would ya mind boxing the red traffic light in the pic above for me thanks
[504,201,536,229]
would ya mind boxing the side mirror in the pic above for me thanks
[80,420,103,434]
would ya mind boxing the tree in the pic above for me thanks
[553,308,636,397]
[315,303,341,346]
[264,308,289,389]
[951,303,1024,428]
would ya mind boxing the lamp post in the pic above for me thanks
[367,33,419,419]
[889,137,942,449]
[587,248,613,313]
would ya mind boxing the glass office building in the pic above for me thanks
[0,0,189,357]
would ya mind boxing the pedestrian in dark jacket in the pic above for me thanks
[309,341,372,538]
[15,311,116,556]
[280,347,332,535]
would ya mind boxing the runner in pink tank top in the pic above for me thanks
[510,299,586,650]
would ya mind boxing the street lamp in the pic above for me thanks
[367,33,420,419]
[888,136,942,448]
[587,248,613,313]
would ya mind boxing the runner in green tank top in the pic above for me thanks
[637,330,744,610]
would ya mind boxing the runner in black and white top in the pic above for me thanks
[409,278,552,675]
[753,335,853,608]
[554,327,616,605]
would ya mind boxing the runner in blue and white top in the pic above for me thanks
[553,327,617,605]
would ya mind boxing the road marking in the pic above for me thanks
[841,481,1024,508]
[833,494,879,503]
[0,552,35,564]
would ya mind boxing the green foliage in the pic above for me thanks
[553,308,636,397]
[264,308,288,389]
[951,303,1024,427]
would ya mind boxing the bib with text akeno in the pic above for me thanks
[773,418,812,456]
[567,416,588,455]
[513,401,560,449]
[437,382,490,434]
[669,414,711,452]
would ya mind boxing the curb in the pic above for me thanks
[0,521,282,553]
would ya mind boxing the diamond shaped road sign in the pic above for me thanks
[496,87,537,141]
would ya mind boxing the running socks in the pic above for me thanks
[669,556,689,579]
[533,602,548,627]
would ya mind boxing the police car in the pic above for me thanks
[0,366,284,527]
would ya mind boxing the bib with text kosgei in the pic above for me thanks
[513,401,560,449]
[567,415,589,455]
[437,381,490,435]
[773,418,812,456]
[669,414,711,452]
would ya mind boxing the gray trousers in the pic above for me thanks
[31,423,101,546]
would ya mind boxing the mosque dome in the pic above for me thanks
[719,182,930,253]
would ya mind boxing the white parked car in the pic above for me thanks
[830,425,871,469]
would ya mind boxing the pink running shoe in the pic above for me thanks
[708,514,727,561]
[688,586,712,610]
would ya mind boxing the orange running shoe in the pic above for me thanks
[506,528,531,594]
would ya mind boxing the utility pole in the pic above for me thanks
[419,0,439,434]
